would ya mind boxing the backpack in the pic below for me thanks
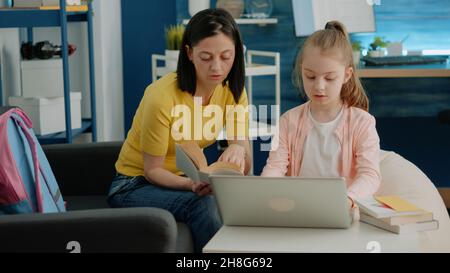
[0,108,65,214]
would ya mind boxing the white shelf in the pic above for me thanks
[217,120,277,140]
[182,18,278,26]
[154,62,277,79]
[245,63,277,76]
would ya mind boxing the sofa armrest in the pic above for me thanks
[43,141,123,196]
[0,207,177,253]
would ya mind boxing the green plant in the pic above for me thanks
[351,40,363,52]
[165,24,185,51]
[369,36,388,51]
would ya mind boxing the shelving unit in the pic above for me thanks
[151,50,280,172]
[0,0,96,144]
[356,62,450,78]
[182,18,278,26]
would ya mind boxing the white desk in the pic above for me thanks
[204,222,437,253]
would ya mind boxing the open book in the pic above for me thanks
[175,141,243,183]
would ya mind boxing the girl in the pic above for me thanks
[262,21,381,210]
[108,9,251,253]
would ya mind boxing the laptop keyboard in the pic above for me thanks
[362,55,448,66]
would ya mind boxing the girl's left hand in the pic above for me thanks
[348,197,360,222]
[218,144,246,173]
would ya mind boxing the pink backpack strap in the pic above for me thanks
[0,109,30,207]
[10,110,43,213]
[13,108,33,128]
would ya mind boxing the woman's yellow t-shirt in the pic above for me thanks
[115,72,249,177]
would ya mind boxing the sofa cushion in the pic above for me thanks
[43,142,122,196]
[176,223,194,253]
[64,196,109,211]
[64,195,194,252]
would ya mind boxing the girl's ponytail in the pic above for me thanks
[325,21,349,41]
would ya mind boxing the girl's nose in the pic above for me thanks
[314,78,326,91]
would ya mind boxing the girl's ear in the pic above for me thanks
[344,67,353,83]
[186,45,193,61]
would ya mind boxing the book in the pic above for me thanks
[39,5,88,12]
[380,211,434,226]
[360,213,439,234]
[175,141,243,183]
[355,196,425,219]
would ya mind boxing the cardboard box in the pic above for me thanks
[14,0,81,7]
[9,92,82,135]
[13,0,42,8]
[42,0,59,5]
[21,59,64,98]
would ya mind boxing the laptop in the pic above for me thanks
[209,175,352,229]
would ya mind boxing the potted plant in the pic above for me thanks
[368,36,388,57]
[165,24,185,71]
[351,40,363,66]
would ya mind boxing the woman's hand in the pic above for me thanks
[191,180,212,196]
[218,144,246,173]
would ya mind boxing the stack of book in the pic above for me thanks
[355,195,439,234]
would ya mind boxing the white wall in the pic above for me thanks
[92,0,124,141]
[0,28,21,100]
[0,1,124,141]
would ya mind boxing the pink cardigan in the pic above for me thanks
[262,102,381,199]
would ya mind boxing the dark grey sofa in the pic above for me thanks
[0,141,194,253]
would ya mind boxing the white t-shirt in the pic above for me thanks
[299,108,343,178]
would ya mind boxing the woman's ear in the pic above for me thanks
[344,67,353,83]
[186,45,193,61]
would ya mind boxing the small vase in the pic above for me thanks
[189,0,210,17]
[216,0,244,19]
[165,49,180,72]
[368,50,386,58]
[352,51,360,67]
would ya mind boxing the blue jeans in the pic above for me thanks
[107,174,222,253]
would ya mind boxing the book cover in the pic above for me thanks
[381,211,434,225]
[375,195,421,212]
[175,141,243,183]
[39,5,88,12]
[355,196,425,218]
[360,213,439,234]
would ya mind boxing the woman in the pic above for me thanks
[108,9,251,253]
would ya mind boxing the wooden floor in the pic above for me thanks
[439,188,450,209]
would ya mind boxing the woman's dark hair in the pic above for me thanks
[177,8,245,103]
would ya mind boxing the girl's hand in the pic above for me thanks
[191,181,212,196]
[348,197,360,223]
[218,144,246,173]
[348,197,354,209]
